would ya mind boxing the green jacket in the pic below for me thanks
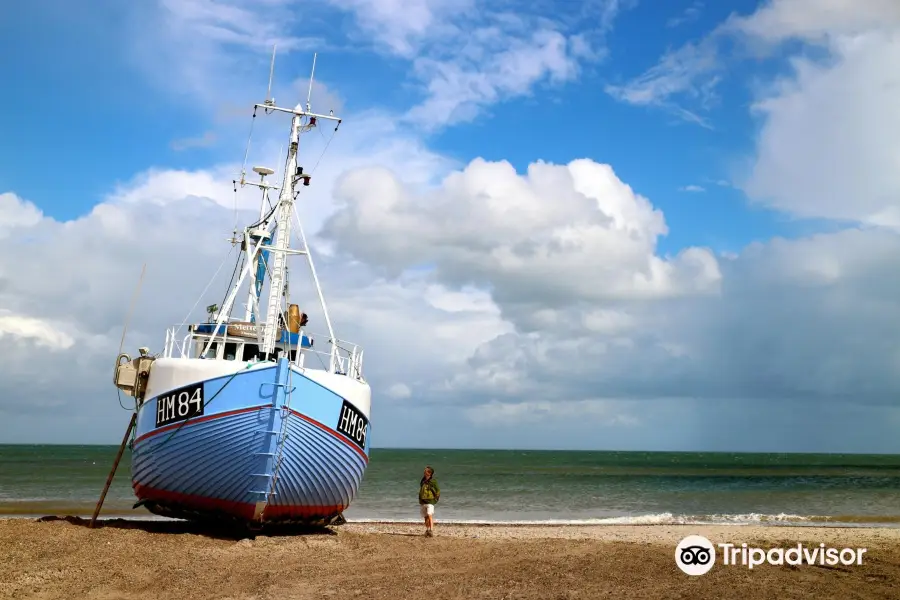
[419,478,440,505]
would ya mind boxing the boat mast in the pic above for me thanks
[254,53,342,360]
[260,116,301,356]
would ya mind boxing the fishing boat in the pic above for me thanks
[111,52,371,527]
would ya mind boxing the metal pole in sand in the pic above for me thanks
[89,413,137,528]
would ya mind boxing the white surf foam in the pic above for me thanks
[345,512,830,526]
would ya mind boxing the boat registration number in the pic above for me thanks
[336,400,368,450]
[155,381,205,428]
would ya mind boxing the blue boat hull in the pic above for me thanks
[130,358,370,525]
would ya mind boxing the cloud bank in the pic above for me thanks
[3,0,900,451]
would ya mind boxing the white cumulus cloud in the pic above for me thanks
[322,157,721,315]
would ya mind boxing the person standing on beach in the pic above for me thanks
[419,466,440,537]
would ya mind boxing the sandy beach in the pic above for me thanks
[1,518,898,599]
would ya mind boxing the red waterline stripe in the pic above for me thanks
[133,483,345,520]
[134,404,270,445]
[288,409,369,463]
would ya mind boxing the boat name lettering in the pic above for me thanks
[156,382,205,428]
[227,323,261,338]
[336,400,368,450]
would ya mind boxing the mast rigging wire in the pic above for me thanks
[171,245,236,342]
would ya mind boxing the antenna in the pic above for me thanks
[237,44,276,188]
[306,52,317,112]
[265,45,277,107]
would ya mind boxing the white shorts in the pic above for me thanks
[420,503,434,517]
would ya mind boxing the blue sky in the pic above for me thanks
[3,0,900,452]
[3,0,789,248]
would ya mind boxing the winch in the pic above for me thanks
[113,347,155,403]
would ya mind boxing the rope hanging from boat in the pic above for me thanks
[117,387,135,412]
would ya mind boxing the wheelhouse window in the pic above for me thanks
[242,343,261,361]
[198,341,218,359]
[188,338,299,362]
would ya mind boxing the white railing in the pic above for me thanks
[160,325,365,381]
[297,333,365,381]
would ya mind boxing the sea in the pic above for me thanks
[2,445,900,527]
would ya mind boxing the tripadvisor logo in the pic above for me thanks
[675,535,868,575]
[675,535,715,576]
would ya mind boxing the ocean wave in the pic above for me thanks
[345,513,900,527]
[3,507,898,527]
[0,512,804,525]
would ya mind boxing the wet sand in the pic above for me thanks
[2,517,899,599]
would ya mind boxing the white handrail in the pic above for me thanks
[158,324,365,380]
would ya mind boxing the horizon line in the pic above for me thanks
[0,443,898,456]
